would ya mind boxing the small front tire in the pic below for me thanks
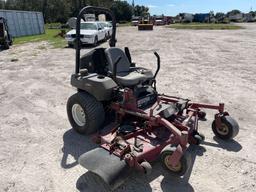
[160,146,189,176]
[212,116,239,140]
[198,110,206,120]
[141,161,152,175]
[194,133,205,145]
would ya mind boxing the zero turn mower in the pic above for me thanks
[66,6,239,191]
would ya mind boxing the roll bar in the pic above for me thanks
[75,6,117,74]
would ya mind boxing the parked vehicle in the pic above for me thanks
[0,17,13,49]
[65,21,107,47]
[132,16,140,26]
[229,13,244,22]
[154,16,165,25]
[180,13,194,23]
[138,17,154,30]
[98,21,113,38]
[194,13,210,23]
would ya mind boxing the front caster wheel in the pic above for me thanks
[212,116,239,140]
[160,146,190,176]
[194,133,205,145]
[141,161,152,175]
[198,110,206,120]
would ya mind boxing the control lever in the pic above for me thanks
[153,52,160,79]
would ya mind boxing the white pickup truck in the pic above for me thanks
[65,21,107,46]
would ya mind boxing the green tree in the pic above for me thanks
[110,0,132,22]
[0,0,5,9]
[133,5,149,17]
[1,0,117,23]
[249,11,256,17]
[227,9,242,16]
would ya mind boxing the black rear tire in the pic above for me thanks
[104,34,108,41]
[9,36,13,45]
[67,92,105,135]
[3,40,10,49]
[68,42,74,48]
[160,145,189,176]
[93,36,98,47]
[212,116,239,140]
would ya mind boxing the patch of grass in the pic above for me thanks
[117,22,131,27]
[13,29,67,48]
[168,23,243,30]
[45,23,62,29]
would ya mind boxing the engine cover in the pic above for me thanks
[135,86,157,109]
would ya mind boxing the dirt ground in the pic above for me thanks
[1,23,256,192]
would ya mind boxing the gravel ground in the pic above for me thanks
[0,23,256,192]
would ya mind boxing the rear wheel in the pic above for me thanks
[68,42,74,48]
[93,36,98,47]
[212,116,239,140]
[9,36,13,45]
[104,34,108,41]
[3,39,9,49]
[74,39,83,48]
[160,146,189,176]
[67,92,105,135]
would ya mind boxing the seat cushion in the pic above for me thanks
[105,48,154,86]
[130,67,154,78]
[117,69,153,86]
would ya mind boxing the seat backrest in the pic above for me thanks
[105,48,131,73]
[80,48,108,75]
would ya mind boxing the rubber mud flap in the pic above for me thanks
[78,148,132,190]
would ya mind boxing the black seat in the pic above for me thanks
[80,48,108,75]
[105,48,153,86]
